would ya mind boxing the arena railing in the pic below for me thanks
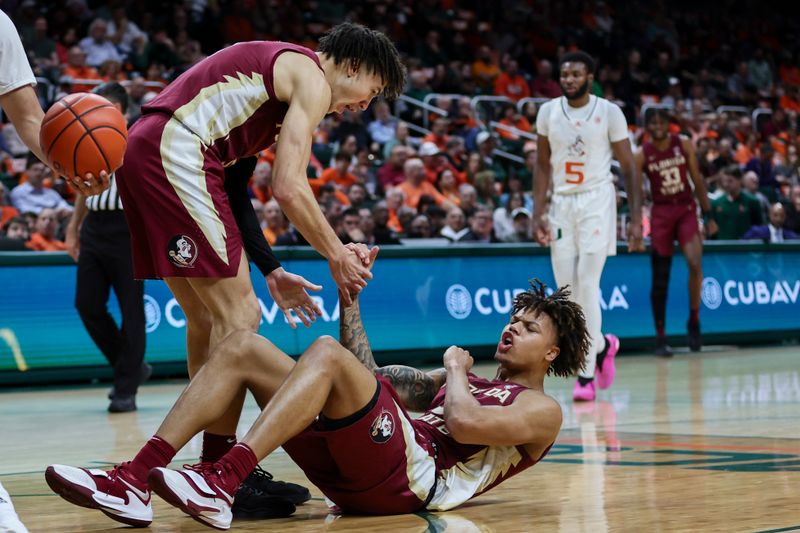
[469,95,514,129]
[488,120,537,142]
[396,94,449,130]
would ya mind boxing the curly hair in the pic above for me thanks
[317,22,407,100]
[511,279,589,377]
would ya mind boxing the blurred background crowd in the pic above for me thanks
[1,0,799,251]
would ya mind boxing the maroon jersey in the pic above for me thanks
[142,41,322,163]
[413,374,552,511]
[642,135,695,205]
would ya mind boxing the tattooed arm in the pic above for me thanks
[339,296,378,371]
[338,291,446,412]
[376,366,447,412]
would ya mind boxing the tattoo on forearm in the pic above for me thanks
[339,300,377,371]
[376,365,441,412]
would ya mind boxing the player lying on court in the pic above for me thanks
[45,249,589,529]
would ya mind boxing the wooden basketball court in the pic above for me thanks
[2,345,799,532]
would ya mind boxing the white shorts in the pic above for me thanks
[549,183,617,259]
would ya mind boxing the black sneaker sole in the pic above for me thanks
[232,497,296,519]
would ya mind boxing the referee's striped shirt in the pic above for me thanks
[85,174,123,211]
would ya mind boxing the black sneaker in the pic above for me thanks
[238,466,311,506]
[109,363,153,400]
[687,321,702,352]
[108,394,136,413]
[231,483,296,519]
[655,340,673,357]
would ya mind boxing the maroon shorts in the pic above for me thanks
[115,112,243,279]
[282,376,437,515]
[650,202,700,256]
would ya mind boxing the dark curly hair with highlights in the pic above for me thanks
[318,22,407,100]
[511,279,590,377]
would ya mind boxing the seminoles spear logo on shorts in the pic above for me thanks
[369,409,395,444]
[167,235,198,268]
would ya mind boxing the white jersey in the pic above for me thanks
[0,9,36,96]
[536,95,628,195]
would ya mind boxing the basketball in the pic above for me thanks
[39,92,128,178]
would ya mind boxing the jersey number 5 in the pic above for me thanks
[565,162,585,184]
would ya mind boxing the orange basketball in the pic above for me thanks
[39,92,128,178]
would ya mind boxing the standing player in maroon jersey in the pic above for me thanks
[636,110,718,356]
[45,250,589,529]
[60,22,405,515]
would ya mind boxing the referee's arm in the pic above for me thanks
[65,193,88,261]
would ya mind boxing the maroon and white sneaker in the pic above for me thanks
[148,463,238,530]
[45,463,152,527]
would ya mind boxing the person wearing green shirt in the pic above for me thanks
[711,166,764,239]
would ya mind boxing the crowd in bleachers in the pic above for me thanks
[2,0,800,251]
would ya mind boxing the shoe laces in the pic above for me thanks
[248,465,275,482]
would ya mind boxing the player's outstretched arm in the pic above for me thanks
[272,54,370,306]
[337,246,445,411]
[442,346,561,448]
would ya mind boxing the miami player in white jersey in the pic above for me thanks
[533,51,643,402]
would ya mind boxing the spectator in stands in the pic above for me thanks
[406,214,433,239]
[743,171,770,219]
[403,70,431,122]
[0,183,19,228]
[106,6,147,56]
[310,152,359,196]
[436,168,461,206]
[382,121,413,159]
[366,100,398,148]
[25,207,66,251]
[395,206,417,236]
[493,191,526,241]
[712,166,764,239]
[779,85,800,114]
[98,59,125,82]
[711,137,737,176]
[0,216,30,251]
[472,45,500,93]
[441,206,469,242]
[422,118,450,151]
[496,104,532,141]
[27,16,57,74]
[783,185,800,232]
[530,59,561,99]
[474,170,499,209]
[338,207,364,243]
[505,208,533,243]
[461,205,499,243]
[384,187,404,233]
[377,145,409,192]
[443,136,468,174]
[79,18,122,68]
[396,158,452,210]
[9,158,72,217]
[370,201,401,244]
[249,161,273,204]
[745,143,779,200]
[126,76,147,124]
[458,183,479,218]
[475,131,506,181]
[494,59,530,101]
[742,203,798,242]
[747,49,773,97]
[347,182,370,210]
[61,46,101,93]
[417,30,447,68]
[261,200,287,246]
[776,144,799,181]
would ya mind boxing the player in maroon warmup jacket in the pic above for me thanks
[46,248,589,529]
[636,109,718,356]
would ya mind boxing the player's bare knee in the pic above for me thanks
[212,330,253,365]
[302,336,344,371]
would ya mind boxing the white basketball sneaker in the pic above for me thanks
[45,463,152,527]
[148,464,237,530]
